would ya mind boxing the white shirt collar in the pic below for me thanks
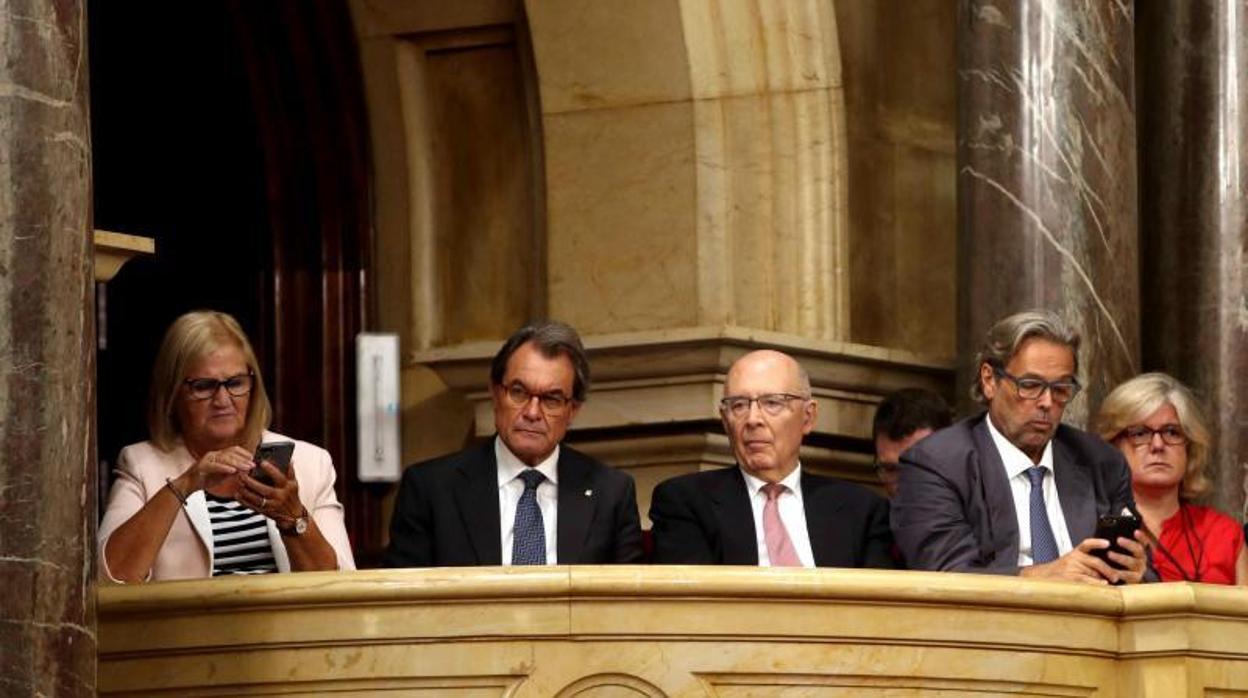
[741,462,804,498]
[985,413,1054,478]
[495,436,560,488]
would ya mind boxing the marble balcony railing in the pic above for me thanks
[98,566,1248,697]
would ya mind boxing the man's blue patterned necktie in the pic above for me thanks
[1027,466,1059,564]
[511,469,547,565]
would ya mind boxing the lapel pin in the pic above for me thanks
[584,489,593,497]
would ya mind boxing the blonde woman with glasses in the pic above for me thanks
[99,310,354,582]
[1095,373,1246,585]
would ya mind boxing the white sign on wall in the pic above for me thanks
[356,333,401,482]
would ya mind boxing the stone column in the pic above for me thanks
[957,0,1140,423]
[0,2,96,696]
[1137,0,1248,520]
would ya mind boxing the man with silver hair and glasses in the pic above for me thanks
[649,350,895,568]
[891,310,1152,584]
[384,320,644,567]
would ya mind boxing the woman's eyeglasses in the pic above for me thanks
[1118,424,1187,447]
[184,372,254,400]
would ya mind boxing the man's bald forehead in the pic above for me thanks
[726,350,811,394]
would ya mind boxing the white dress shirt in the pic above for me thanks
[741,464,816,568]
[496,437,559,565]
[985,416,1074,566]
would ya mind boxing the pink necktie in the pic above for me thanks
[762,483,802,567]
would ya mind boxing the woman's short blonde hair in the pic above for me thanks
[1094,372,1212,501]
[147,310,271,452]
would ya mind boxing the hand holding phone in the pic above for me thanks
[1090,513,1141,576]
[252,441,295,486]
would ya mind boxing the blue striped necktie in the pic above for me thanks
[1027,466,1059,564]
[511,469,547,565]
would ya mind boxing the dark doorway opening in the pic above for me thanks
[91,1,383,564]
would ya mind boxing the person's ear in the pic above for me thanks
[801,399,818,435]
[979,363,997,401]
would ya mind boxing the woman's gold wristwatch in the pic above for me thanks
[278,507,310,537]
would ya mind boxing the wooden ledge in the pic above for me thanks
[93,229,155,282]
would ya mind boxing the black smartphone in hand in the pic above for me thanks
[252,441,295,486]
[1090,514,1140,571]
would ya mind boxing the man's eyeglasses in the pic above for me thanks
[993,367,1081,404]
[719,393,809,419]
[503,382,574,414]
[184,372,254,401]
[1118,424,1187,447]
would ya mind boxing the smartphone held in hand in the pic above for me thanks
[252,441,295,486]
[1090,513,1140,569]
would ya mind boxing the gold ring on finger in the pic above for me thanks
[260,497,267,510]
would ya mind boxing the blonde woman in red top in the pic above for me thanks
[1096,373,1246,585]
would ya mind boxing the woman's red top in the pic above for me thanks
[1152,503,1243,584]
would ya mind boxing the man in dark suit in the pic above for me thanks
[383,321,643,567]
[649,350,895,568]
[891,309,1151,583]
[872,388,954,498]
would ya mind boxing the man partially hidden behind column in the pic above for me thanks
[649,350,895,568]
[383,321,644,567]
[891,310,1151,583]
[873,388,954,499]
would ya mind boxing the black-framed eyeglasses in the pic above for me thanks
[992,367,1081,404]
[184,371,254,401]
[719,393,809,419]
[1118,424,1187,447]
[503,382,574,414]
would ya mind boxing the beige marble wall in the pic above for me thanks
[528,0,850,340]
[837,0,958,358]
[350,0,537,533]
[98,568,1248,696]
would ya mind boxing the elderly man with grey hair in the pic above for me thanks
[650,349,895,568]
[891,310,1152,584]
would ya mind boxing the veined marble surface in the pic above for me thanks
[957,0,1140,423]
[1137,0,1248,523]
[0,2,96,697]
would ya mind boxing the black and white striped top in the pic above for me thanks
[205,493,278,576]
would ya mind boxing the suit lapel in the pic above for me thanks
[556,451,593,564]
[712,468,758,565]
[184,490,214,569]
[452,441,502,565]
[801,472,847,567]
[971,417,1021,564]
[1052,432,1095,544]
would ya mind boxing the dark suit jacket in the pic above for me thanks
[383,439,644,567]
[648,466,897,568]
[891,413,1143,575]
